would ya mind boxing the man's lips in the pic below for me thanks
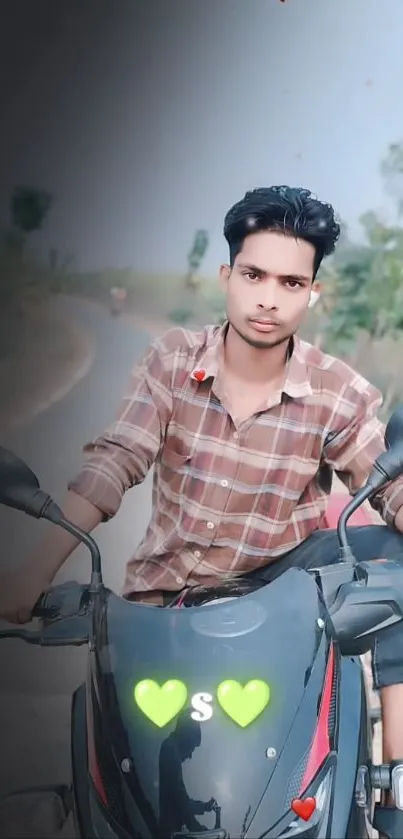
[249,318,281,331]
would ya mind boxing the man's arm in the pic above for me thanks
[323,385,403,531]
[25,338,174,586]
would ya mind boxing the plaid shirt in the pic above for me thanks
[68,322,403,601]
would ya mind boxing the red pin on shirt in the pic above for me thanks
[193,370,206,382]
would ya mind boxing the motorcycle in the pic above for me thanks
[2,408,403,837]
[109,288,127,317]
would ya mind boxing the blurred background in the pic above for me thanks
[2,0,403,429]
[0,0,402,833]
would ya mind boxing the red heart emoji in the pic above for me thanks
[193,369,206,382]
[291,797,316,821]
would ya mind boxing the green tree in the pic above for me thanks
[1,187,53,313]
[317,212,403,418]
[304,141,403,418]
[10,186,53,237]
[184,229,209,290]
[381,141,403,218]
[322,221,403,353]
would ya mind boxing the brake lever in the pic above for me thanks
[0,626,42,643]
[0,626,88,646]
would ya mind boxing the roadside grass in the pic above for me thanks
[50,267,227,327]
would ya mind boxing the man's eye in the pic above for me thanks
[285,279,302,289]
[245,272,259,281]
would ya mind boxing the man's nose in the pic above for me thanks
[257,281,279,310]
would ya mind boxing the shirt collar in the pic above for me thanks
[283,335,313,399]
[190,321,227,383]
[190,321,312,400]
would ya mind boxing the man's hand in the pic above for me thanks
[0,567,50,624]
[0,491,104,626]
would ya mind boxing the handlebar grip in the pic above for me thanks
[0,589,58,642]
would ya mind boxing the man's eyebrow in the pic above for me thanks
[237,263,311,282]
[237,262,266,275]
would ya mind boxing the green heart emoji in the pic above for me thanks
[134,679,188,728]
[217,679,270,728]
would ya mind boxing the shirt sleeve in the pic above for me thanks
[67,339,173,520]
[322,384,403,527]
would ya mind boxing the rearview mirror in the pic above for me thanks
[365,404,403,491]
[0,446,40,493]
[0,446,60,521]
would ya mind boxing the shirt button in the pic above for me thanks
[233,431,239,440]
[206,521,215,530]
[194,550,201,559]
[221,479,229,488]
[175,575,184,585]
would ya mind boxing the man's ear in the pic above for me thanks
[308,281,321,309]
[219,263,231,292]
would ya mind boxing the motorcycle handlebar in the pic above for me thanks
[0,581,93,646]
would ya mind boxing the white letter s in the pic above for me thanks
[190,692,213,722]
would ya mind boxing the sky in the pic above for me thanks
[1,0,403,276]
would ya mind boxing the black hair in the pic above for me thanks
[223,186,340,278]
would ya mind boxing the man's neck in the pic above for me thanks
[222,324,292,384]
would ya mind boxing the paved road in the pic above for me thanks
[0,296,155,797]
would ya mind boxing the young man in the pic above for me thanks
[1,185,403,831]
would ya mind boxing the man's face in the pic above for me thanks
[220,230,319,350]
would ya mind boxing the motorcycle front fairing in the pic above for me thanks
[90,568,337,838]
